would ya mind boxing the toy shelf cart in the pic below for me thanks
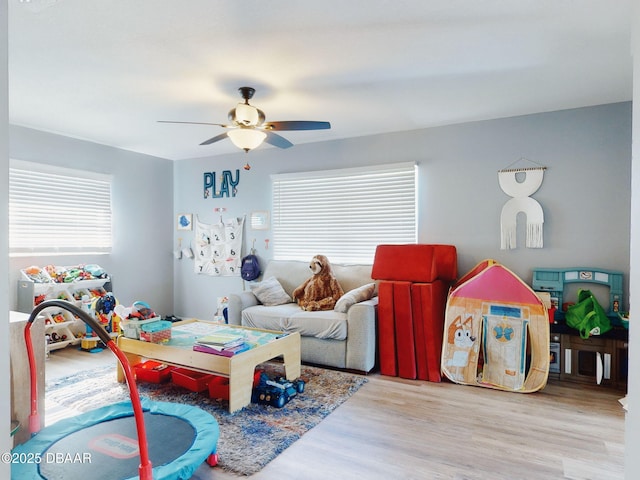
[533,267,628,389]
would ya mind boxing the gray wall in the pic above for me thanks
[9,126,175,315]
[174,102,631,320]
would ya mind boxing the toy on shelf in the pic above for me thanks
[95,292,120,333]
[22,266,51,283]
[44,263,109,283]
[81,292,122,353]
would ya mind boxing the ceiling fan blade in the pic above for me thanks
[158,120,231,128]
[264,131,293,149]
[263,121,331,131]
[200,132,229,146]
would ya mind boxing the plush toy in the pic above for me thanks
[292,255,345,311]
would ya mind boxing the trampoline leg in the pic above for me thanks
[207,453,219,467]
[139,461,154,480]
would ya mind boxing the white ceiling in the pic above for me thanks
[8,0,634,161]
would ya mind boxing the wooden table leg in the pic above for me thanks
[282,335,302,380]
[116,351,142,383]
[228,363,257,413]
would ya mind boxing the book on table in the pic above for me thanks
[193,331,249,356]
[195,332,245,348]
[193,342,251,357]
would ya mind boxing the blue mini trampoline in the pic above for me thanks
[12,300,220,480]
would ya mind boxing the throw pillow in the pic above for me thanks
[334,283,377,313]
[250,276,292,306]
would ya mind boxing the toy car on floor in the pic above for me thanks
[251,373,305,408]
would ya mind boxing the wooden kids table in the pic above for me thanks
[116,319,301,413]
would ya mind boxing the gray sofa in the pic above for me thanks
[227,260,378,372]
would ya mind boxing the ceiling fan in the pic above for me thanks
[159,87,331,152]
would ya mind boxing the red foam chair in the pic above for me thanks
[372,244,457,380]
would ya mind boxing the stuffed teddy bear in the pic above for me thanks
[292,255,345,311]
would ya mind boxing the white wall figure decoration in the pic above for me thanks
[194,215,244,276]
[498,160,546,250]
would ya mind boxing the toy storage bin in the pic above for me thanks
[134,360,174,383]
[20,267,53,283]
[208,376,230,400]
[208,371,262,400]
[140,320,172,343]
[121,317,160,339]
[171,368,215,392]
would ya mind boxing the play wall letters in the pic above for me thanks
[204,169,240,198]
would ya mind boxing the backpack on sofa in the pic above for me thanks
[241,254,261,281]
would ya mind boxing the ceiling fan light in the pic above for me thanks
[234,103,261,126]
[228,128,267,152]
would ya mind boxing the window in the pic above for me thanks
[272,162,416,263]
[9,160,113,256]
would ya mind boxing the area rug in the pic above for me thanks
[44,362,367,476]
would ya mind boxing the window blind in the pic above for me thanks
[272,162,416,263]
[9,160,113,256]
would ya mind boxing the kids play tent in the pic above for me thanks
[441,260,549,393]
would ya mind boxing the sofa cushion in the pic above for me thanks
[334,283,377,313]
[289,310,348,340]
[242,304,348,341]
[249,276,292,306]
[242,303,301,331]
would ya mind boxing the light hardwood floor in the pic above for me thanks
[45,348,626,480]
